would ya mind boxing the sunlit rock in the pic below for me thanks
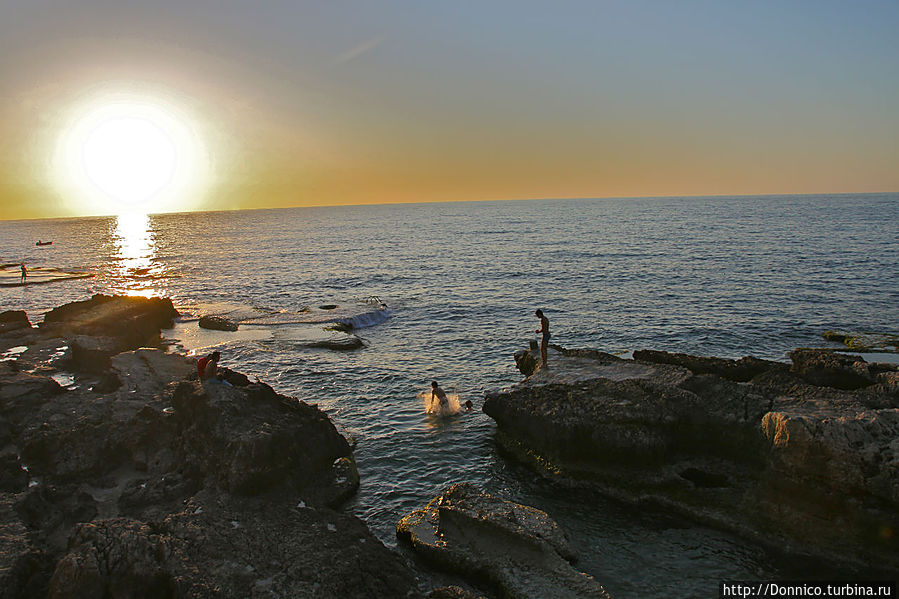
[398,483,610,599]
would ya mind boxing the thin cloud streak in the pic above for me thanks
[332,36,386,66]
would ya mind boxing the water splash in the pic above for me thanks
[418,388,462,416]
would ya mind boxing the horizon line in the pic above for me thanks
[2,190,897,223]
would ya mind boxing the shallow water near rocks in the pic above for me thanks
[2,194,897,597]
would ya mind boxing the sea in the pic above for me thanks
[2,194,898,598]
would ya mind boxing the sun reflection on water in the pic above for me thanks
[107,213,164,298]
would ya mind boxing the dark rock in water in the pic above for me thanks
[0,310,30,335]
[308,334,367,351]
[198,315,239,331]
[398,483,610,599]
[824,330,899,353]
[485,344,899,572]
[219,366,250,386]
[789,348,877,389]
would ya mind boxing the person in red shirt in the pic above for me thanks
[197,351,221,380]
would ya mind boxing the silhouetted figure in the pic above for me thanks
[535,309,550,369]
[431,380,449,411]
[20,264,26,284]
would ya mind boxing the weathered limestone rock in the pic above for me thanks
[0,310,30,336]
[398,483,610,599]
[198,315,239,331]
[67,335,124,373]
[428,586,488,599]
[169,378,357,501]
[41,294,178,350]
[0,296,424,598]
[0,495,53,599]
[48,518,174,599]
[49,492,422,599]
[486,345,899,571]
[824,330,899,353]
[633,349,779,382]
[789,348,877,390]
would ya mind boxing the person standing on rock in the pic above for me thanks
[535,309,550,369]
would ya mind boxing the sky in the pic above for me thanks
[1,0,898,219]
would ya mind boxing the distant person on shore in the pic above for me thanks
[197,351,221,381]
[535,309,550,369]
[431,381,449,411]
[20,264,26,284]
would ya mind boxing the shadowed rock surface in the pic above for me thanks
[198,315,239,332]
[0,295,423,598]
[486,345,899,572]
[398,483,610,599]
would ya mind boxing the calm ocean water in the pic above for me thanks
[2,194,898,597]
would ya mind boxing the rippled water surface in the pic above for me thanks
[3,195,898,598]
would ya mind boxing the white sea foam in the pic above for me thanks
[182,300,391,329]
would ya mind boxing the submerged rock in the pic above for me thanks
[307,334,367,351]
[198,315,239,331]
[398,483,610,599]
[485,345,899,572]
[824,330,899,353]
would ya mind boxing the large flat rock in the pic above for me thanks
[485,345,899,572]
[398,483,609,599]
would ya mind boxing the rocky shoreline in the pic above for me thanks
[5,294,896,597]
[484,343,899,573]
[0,295,423,598]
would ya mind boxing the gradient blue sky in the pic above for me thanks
[2,0,897,218]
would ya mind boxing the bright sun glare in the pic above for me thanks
[55,94,209,215]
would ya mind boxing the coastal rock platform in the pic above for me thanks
[486,344,899,572]
[0,264,93,288]
[397,483,610,599]
[0,295,422,598]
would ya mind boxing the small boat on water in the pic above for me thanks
[35,241,52,246]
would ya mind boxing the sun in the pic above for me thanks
[55,93,209,215]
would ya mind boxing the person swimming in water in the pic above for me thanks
[431,381,449,411]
